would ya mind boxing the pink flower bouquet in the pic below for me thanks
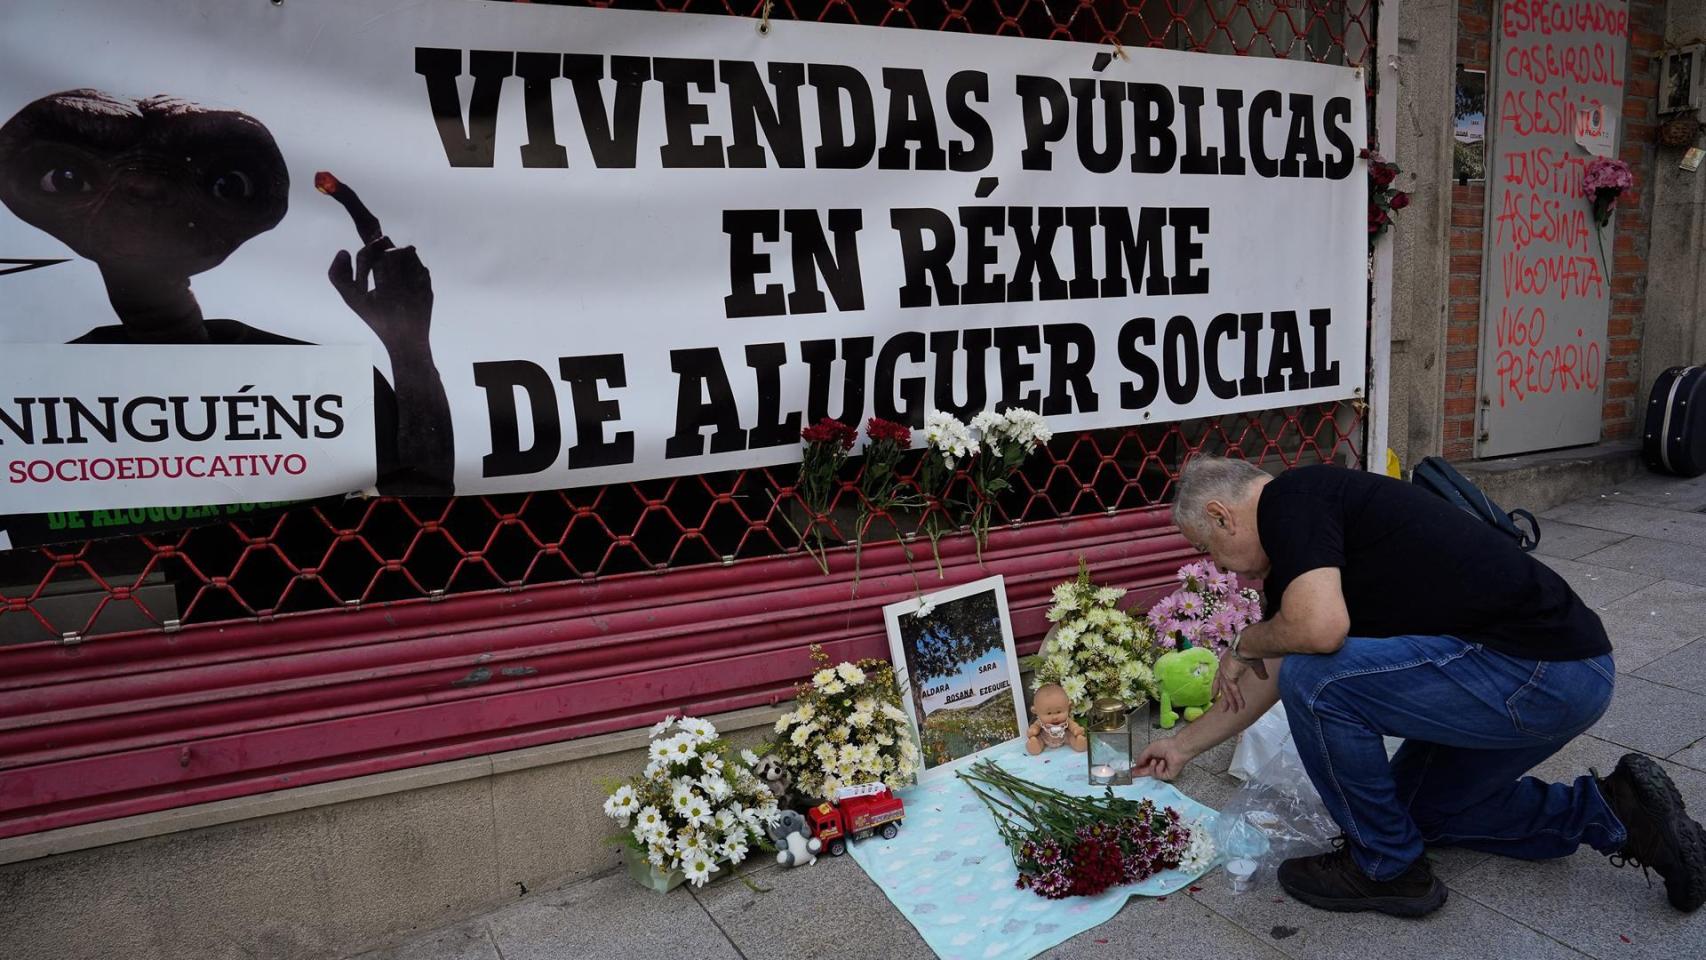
[1145,560,1262,655]
[1583,158,1633,228]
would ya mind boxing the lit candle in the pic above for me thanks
[1091,764,1114,780]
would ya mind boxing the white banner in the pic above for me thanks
[0,0,1368,515]
[0,346,376,512]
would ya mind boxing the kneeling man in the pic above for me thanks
[1135,457,1705,917]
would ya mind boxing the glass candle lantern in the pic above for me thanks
[1086,698,1133,786]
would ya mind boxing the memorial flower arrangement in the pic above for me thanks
[790,417,858,572]
[959,760,1199,899]
[1034,561,1159,716]
[1584,157,1633,228]
[967,408,1053,554]
[1366,149,1409,249]
[1146,560,1263,655]
[917,409,1053,569]
[771,647,920,801]
[602,715,782,887]
[918,410,978,573]
[852,417,923,588]
[857,417,916,536]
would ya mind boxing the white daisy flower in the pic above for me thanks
[836,662,866,685]
[602,784,638,824]
[681,795,713,827]
[721,839,750,866]
[740,749,761,768]
[670,783,696,811]
[812,668,838,688]
[700,774,732,802]
[677,716,717,744]
[682,854,716,887]
[649,715,677,738]
[634,805,666,838]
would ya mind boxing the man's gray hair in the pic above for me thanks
[1173,456,1269,538]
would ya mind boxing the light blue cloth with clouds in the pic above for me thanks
[847,739,1223,960]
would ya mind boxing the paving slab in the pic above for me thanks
[1427,846,1494,883]
[1531,520,1633,561]
[346,921,498,960]
[1633,638,1706,697]
[1451,847,1706,960]
[1039,888,1289,960]
[1590,675,1706,759]
[1185,869,1590,960]
[1535,555,1662,608]
[1592,580,1706,672]
[1576,537,1706,590]
[1542,500,1706,547]
[1671,739,1706,773]
[486,872,741,960]
[1521,734,1706,812]
[1598,475,1706,513]
[693,851,931,960]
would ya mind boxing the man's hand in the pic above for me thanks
[1213,650,1269,713]
[1134,738,1193,781]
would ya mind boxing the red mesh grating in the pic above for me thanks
[0,0,1373,645]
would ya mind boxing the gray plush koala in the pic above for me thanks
[767,809,821,868]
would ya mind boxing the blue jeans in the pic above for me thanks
[1277,635,1625,881]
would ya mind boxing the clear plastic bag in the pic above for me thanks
[1214,724,1340,887]
[1228,703,1294,782]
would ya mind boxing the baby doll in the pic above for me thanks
[1027,682,1088,755]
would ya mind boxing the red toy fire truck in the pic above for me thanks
[806,782,905,857]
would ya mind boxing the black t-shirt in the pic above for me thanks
[1257,465,1610,661]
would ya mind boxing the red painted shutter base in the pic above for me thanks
[0,511,1191,840]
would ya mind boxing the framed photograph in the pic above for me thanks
[1659,46,1704,116]
[883,575,1026,781]
[1453,67,1487,184]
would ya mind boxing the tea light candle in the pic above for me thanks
[1090,764,1115,780]
[1226,857,1258,894]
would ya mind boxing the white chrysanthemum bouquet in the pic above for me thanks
[771,647,919,801]
[919,408,1052,568]
[1033,561,1160,715]
[603,715,781,887]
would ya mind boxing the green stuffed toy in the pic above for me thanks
[1155,646,1218,729]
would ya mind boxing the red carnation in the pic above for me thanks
[866,417,912,446]
[1371,162,1399,187]
[1389,191,1411,210]
[801,417,857,451]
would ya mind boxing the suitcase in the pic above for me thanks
[1643,365,1706,478]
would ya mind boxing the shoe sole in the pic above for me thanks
[1279,875,1449,918]
[1619,753,1706,912]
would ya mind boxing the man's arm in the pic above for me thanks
[1134,658,1280,778]
[1236,567,1351,658]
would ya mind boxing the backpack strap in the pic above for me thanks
[1507,508,1542,553]
[1411,456,1543,551]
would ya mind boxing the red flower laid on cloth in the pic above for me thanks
[1363,148,1408,250]
[958,760,1213,900]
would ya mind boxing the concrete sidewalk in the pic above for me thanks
[351,471,1706,960]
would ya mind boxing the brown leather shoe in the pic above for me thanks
[1595,753,1706,912]
[1277,841,1447,918]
